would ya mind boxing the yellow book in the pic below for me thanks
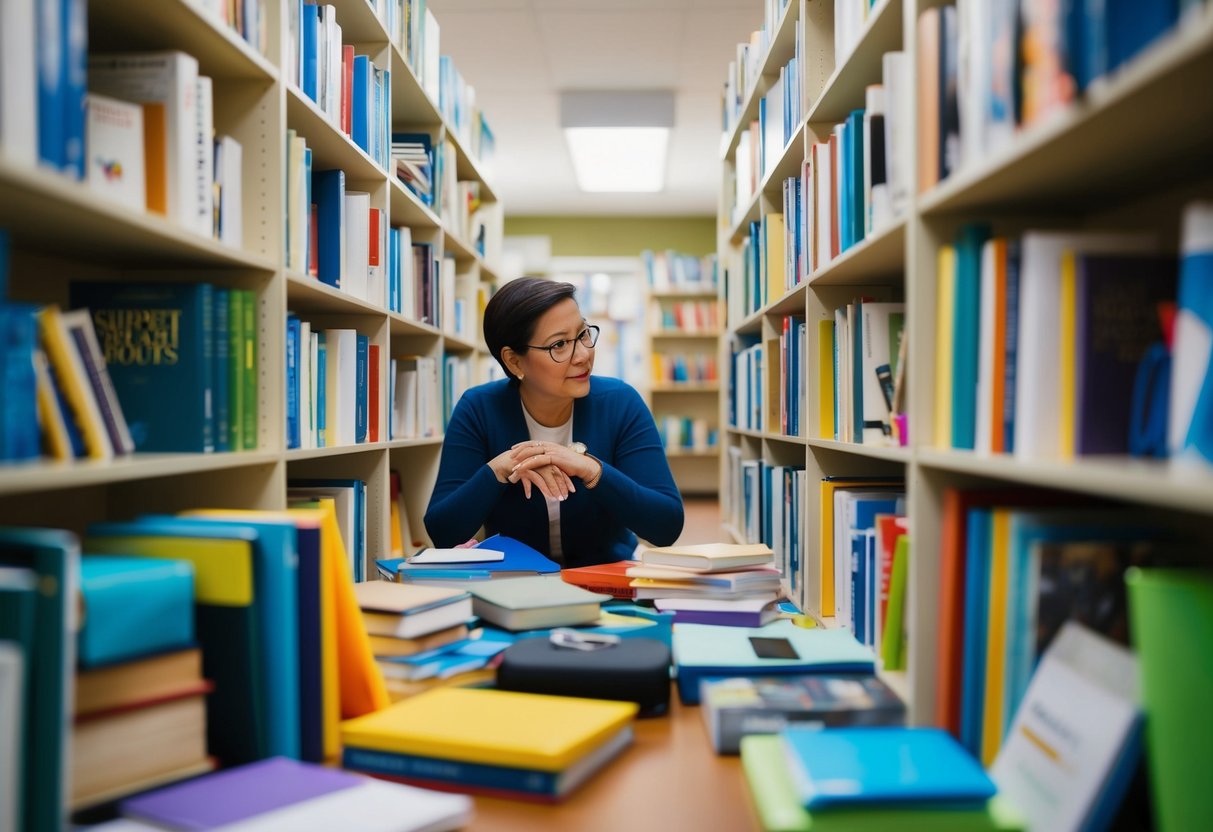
[1058,250,1077,459]
[765,213,786,307]
[817,478,900,618]
[32,349,74,460]
[981,508,1012,767]
[935,245,956,448]
[340,687,637,771]
[817,319,835,439]
[83,535,253,605]
[37,305,112,460]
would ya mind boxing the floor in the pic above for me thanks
[674,496,724,545]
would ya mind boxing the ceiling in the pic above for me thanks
[428,0,764,216]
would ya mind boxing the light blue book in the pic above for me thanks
[673,620,874,705]
[781,726,996,810]
[77,555,195,667]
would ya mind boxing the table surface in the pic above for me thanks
[465,691,760,832]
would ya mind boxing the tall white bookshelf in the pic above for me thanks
[717,0,1213,724]
[0,0,502,584]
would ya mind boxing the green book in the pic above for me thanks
[880,534,910,670]
[229,288,245,449]
[740,735,1025,831]
[0,528,79,832]
[240,289,258,449]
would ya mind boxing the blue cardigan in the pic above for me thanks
[424,376,684,566]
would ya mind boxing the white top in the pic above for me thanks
[520,406,572,563]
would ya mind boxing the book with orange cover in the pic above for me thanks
[560,561,637,599]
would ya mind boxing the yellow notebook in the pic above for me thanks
[817,319,835,439]
[935,245,956,448]
[340,687,637,771]
[1058,250,1077,459]
[83,535,253,605]
[981,508,1012,767]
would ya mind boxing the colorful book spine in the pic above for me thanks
[77,555,195,667]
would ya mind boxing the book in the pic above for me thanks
[467,575,610,631]
[385,533,560,581]
[653,596,780,628]
[639,542,774,572]
[741,735,1024,832]
[991,620,1143,832]
[558,560,638,599]
[1169,201,1213,463]
[77,555,194,667]
[407,547,504,564]
[75,647,203,717]
[0,301,39,462]
[37,304,113,460]
[701,675,906,754]
[782,726,997,810]
[352,581,472,640]
[0,528,80,832]
[368,623,471,658]
[84,92,146,211]
[343,725,633,803]
[340,687,637,772]
[0,643,23,832]
[673,620,875,705]
[70,281,216,452]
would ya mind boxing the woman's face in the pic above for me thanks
[513,298,595,400]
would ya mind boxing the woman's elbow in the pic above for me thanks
[646,498,684,546]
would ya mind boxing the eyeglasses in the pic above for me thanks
[526,325,600,363]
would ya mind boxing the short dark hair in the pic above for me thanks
[483,277,578,383]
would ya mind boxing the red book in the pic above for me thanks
[341,45,354,136]
[308,203,319,277]
[560,561,636,600]
[368,343,380,443]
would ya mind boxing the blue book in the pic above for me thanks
[302,3,319,101]
[291,519,324,762]
[845,109,865,251]
[290,478,366,582]
[36,1,64,170]
[213,288,231,451]
[389,534,561,581]
[352,55,370,153]
[1106,0,1177,73]
[118,516,301,761]
[0,528,79,832]
[312,169,345,289]
[316,332,327,446]
[1173,205,1213,462]
[77,556,195,667]
[781,726,997,809]
[61,0,87,180]
[952,224,992,450]
[960,507,992,755]
[355,334,368,444]
[1002,241,1022,453]
[69,281,216,453]
[286,314,301,449]
[0,303,40,462]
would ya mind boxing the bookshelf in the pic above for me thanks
[0,0,502,600]
[717,0,1213,736]
[643,251,721,497]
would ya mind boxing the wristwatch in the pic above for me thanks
[567,442,602,488]
[568,441,588,455]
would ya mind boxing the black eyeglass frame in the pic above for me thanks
[524,324,601,363]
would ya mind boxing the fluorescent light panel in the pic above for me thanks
[559,91,674,194]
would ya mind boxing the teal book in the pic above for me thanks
[952,224,992,450]
[740,735,1023,832]
[77,555,195,667]
[69,281,216,452]
[0,528,80,832]
[84,523,267,765]
[781,726,996,810]
[138,515,302,761]
[673,620,874,705]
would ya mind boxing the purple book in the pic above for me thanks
[121,757,363,830]
[1075,254,1177,454]
[667,609,777,627]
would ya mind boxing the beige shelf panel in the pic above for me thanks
[388,178,441,230]
[650,288,719,299]
[284,444,395,463]
[808,218,906,286]
[388,312,443,339]
[442,227,480,264]
[386,437,445,450]
[727,427,767,440]
[919,12,1213,215]
[652,384,721,394]
[0,160,277,271]
[388,48,443,129]
[728,186,763,243]
[286,271,393,316]
[0,451,280,498]
[442,332,477,353]
[89,0,278,82]
[917,449,1213,516]
[286,85,387,183]
[722,0,802,161]
[328,0,394,45]
[651,330,723,339]
[807,438,911,464]
[665,449,722,459]
[807,0,903,126]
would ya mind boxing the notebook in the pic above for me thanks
[468,575,610,631]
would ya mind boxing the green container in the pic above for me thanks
[1125,567,1213,831]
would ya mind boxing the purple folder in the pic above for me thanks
[121,757,362,830]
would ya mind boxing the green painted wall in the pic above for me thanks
[504,216,716,257]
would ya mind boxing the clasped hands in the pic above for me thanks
[489,440,601,501]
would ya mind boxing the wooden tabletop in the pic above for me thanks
[466,691,759,831]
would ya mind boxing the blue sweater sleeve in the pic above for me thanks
[590,386,684,547]
[423,392,508,546]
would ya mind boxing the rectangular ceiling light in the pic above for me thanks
[560,91,674,194]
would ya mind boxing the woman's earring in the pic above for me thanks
[517,374,524,381]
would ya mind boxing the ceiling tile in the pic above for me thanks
[677,10,766,89]
[429,12,548,89]
[537,11,686,89]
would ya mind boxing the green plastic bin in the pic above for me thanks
[1126,567,1213,831]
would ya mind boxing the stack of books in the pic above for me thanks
[741,727,1025,832]
[354,581,473,662]
[341,687,637,802]
[632,542,782,627]
[71,556,214,810]
[375,534,560,585]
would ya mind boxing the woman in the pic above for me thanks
[424,277,684,566]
